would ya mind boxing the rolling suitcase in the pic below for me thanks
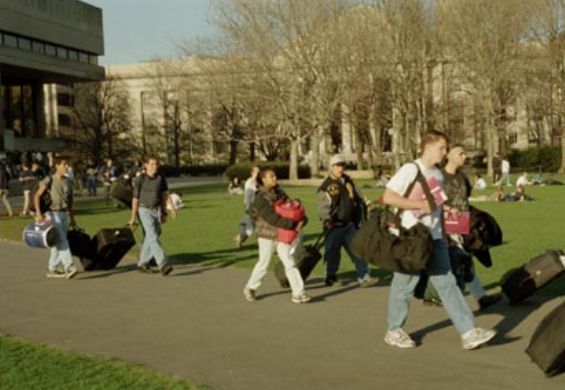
[91,227,135,270]
[526,300,565,377]
[275,233,324,288]
[67,227,98,271]
[501,249,565,304]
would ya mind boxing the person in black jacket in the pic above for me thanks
[316,154,376,287]
[243,168,311,304]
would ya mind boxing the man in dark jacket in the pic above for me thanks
[317,154,376,287]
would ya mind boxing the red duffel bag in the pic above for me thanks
[274,199,305,244]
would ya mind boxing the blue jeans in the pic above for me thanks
[324,222,369,282]
[387,239,475,335]
[138,207,168,268]
[46,211,75,272]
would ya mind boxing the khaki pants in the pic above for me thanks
[0,189,13,216]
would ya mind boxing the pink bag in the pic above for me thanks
[444,211,471,235]
[274,199,305,244]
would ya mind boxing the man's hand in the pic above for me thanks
[128,218,137,228]
[419,200,432,215]
[323,219,334,231]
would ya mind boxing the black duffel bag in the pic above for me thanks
[351,164,434,273]
[351,207,433,273]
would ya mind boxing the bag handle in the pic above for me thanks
[312,230,326,250]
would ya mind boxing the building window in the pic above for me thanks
[32,41,45,54]
[3,33,18,48]
[57,47,68,59]
[68,49,79,61]
[45,44,56,56]
[57,92,73,106]
[508,132,518,145]
[58,113,72,127]
[79,52,89,63]
[18,37,31,51]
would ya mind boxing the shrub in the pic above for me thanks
[159,163,229,177]
[508,147,561,172]
[225,161,311,180]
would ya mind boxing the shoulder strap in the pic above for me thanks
[388,163,436,221]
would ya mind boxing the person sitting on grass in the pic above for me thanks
[227,177,244,196]
[473,173,488,190]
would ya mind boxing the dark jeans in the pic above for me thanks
[324,222,369,282]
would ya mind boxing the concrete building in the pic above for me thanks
[0,0,105,161]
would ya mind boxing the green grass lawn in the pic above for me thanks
[0,335,209,390]
[1,179,564,293]
[1,178,564,389]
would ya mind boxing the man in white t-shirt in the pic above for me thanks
[516,171,532,187]
[382,130,496,351]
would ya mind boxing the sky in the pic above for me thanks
[84,0,216,65]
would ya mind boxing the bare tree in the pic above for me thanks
[199,0,356,179]
[528,0,565,172]
[437,0,531,178]
[69,78,132,166]
[141,60,195,168]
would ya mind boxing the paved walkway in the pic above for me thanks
[0,239,564,390]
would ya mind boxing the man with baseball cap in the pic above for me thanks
[316,154,377,287]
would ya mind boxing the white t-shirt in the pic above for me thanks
[474,178,487,190]
[501,160,510,174]
[516,175,529,187]
[386,159,443,240]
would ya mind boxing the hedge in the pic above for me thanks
[159,161,312,179]
[508,146,562,172]
[224,161,311,181]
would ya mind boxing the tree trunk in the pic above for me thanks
[559,135,565,173]
[309,127,320,177]
[289,138,300,180]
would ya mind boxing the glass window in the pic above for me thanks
[3,34,18,48]
[79,52,89,63]
[45,44,56,56]
[19,37,31,51]
[32,41,45,54]
[57,47,68,59]
[68,49,78,61]
[58,114,72,127]
[89,55,98,65]
[57,93,73,106]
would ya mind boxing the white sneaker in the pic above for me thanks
[65,268,78,280]
[291,294,312,304]
[384,329,416,348]
[359,276,379,288]
[46,269,66,278]
[461,328,497,350]
[243,287,256,302]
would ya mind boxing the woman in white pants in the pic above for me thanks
[243,168,311,304]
